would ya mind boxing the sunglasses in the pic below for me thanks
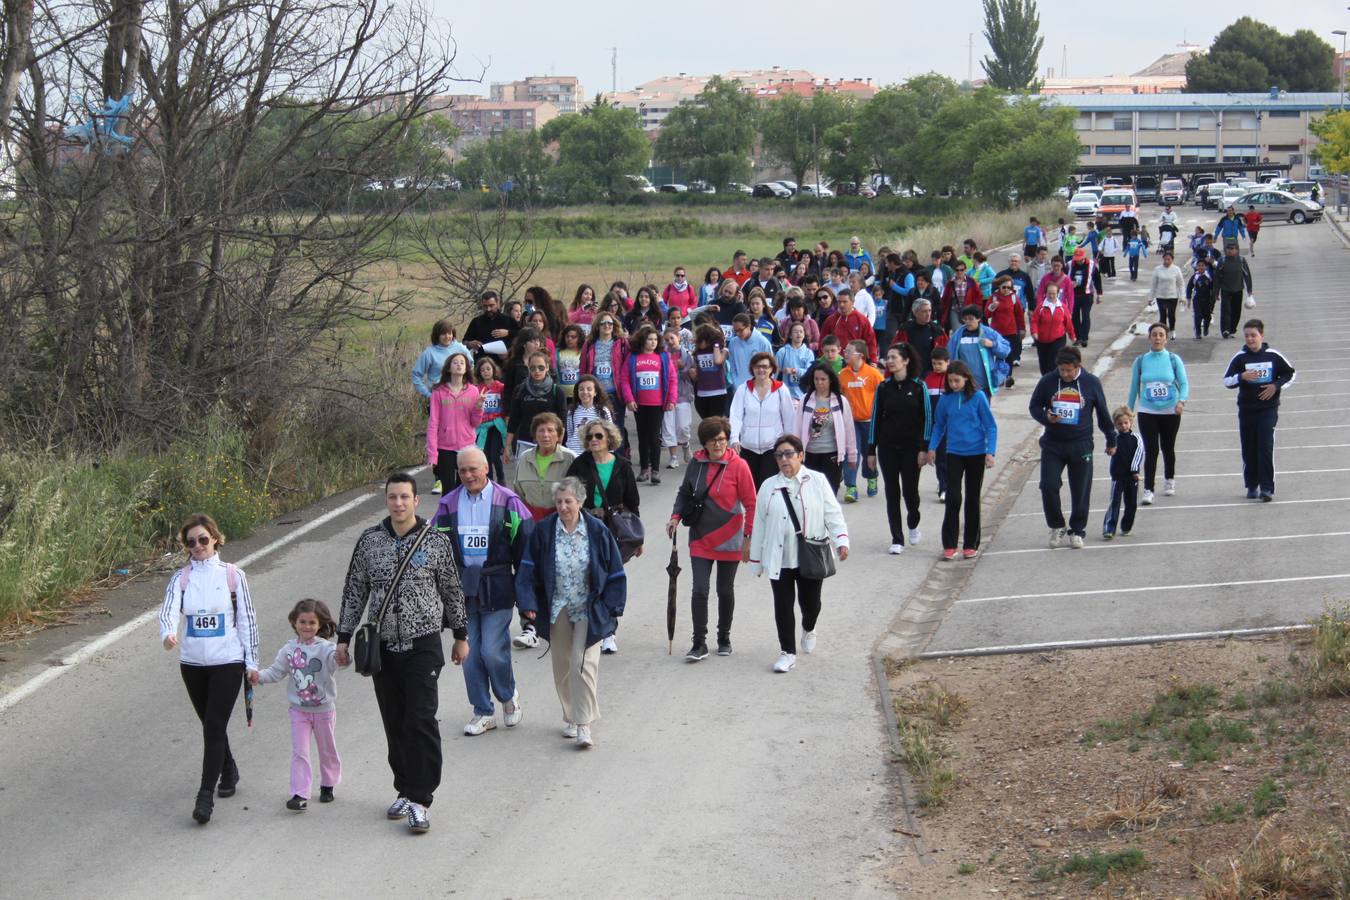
[184,535,212,548]
[586,433,606,442]
[773,449,798,460]
[528,365,548,372]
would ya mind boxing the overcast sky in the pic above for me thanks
[434,0,1348,95]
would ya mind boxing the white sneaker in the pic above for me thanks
[1164,479,1176,497]
[909,528,922,545]
[801,631,816,654]
[503,692,522,727]
[682,444,691,463]
[667,456,679,469]
[463,714,497,736]
[1141,489,1154,505]
[561,722,577,739]
[889,543,904,555]
[937,490,946,502]
[575,724,594,749]
[600,635,618,654]
[1048,527,1066,549]
[1069,534,1085,550]
[512,627,539,649]
[773,652,797,673]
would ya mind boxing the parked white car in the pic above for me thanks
[1067,192,1100,218]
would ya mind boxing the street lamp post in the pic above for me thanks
[1335,30,1347,110]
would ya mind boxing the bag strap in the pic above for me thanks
[369,521,433,631]
[698,459,726,501]
[778,486,804,536]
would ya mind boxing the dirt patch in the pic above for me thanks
[882,634,1349,897]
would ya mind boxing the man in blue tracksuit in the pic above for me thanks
[1028,345,1117,548]
[1222,319,1296,501]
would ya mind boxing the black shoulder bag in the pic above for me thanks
[353,522,432,677]
[778,485,836,580]
[679,460,726,529]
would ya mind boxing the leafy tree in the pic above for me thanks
[854,74,961,188]
[759,90,853,187]
[653,76,756,188]
[1186,18,1335,92]
[821,116,868,188]
[544,100,648,201]
[980,0,1043,91]
[1310,111,1350,174]
[455,129,551,199]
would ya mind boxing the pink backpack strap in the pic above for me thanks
[177,565,192,595]
[224,564,238,596]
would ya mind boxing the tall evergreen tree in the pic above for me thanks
[980,0,1043,91]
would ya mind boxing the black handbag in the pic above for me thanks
[353,521,432,677]
[680,460,726,529]
[605,506,645,563]
[779,486,836,580]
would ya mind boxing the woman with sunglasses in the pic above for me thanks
[581,313,630,456]
[983,275,1027,388]
[810,287,837,329]
[506,351,567,463]
[159,513,260,824]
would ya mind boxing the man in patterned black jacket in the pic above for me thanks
[337,472,467,834]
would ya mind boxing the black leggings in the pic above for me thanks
[1036,337,1066,374]
[694,394,729,419]
[633,404,664,471]
[943,454,986,551]
[433,449,460,491]
[690,556,737,643]
[877,444,922,544]
[1156,298,1178,333]
[739,448,775,490]
[181,662,244,793]
[771,569,822,654]
[805,451,842,495]
[1136,412,1182,490]
[482,428,505,483]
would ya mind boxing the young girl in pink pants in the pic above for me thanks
[252,599,343,811]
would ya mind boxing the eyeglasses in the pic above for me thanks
[707,436,729,444]
[773,449,798,460]
[528,365,547,372]
[586,433,606,442]
[184,535,212,548]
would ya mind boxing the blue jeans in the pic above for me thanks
[844,420,877,487]
[463,606,515,716]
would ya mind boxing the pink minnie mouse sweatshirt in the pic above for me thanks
[256,638,339,711]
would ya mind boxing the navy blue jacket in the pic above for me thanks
[1029,370,1117,449]
[1223,343,1296,410]
[515,511,627,646]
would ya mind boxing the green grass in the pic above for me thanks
[1250,778,1287,817]
[1059,849,1149,886]
[1080,684,1260,764]
[1203,800,1248,824]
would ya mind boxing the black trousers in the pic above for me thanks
[739,447,775,490]
[694,394,729,419]
[633,404,664,471]
[1238,406,1278,494]
[180,662,244,793]
[942,454,986,550]
[433,449,460,491]
[1128,255,1140,280]
[372,635,444,807]
[1072,293,1094,343]
[1156,298,1178,333]
[1103,478,1137,535]
[606,391,631,458]
[1193,294,1215,337]
[1220,290,1245,336]
[805,451,842,495]
[1036,337,1066,374]
[1102,256,1116,276]
[1039,437,1094,536]
[878,444,922,544]
[482,427,505,483]
[690,556,737,643]
[1137,412,1181,490]
[771,569,822,654]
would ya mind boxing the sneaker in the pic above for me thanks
[1260,492,1274,503]
[387,797,410,820]
[941,548,958,560]
[600,635,618,654]
[717,639,733,657]
[1048,528,1066,549]
[1069,534,1085,550]
[1141,489,1154,505]
[319,786,335,803]
[561,722,578,739]
[685,641,709,662]
[503,692,522,728]
[844,486,858,503]
[650,472,661,485]
[773,652,797,673]
[1164,479,1176,497]
[682,444,691,463]
[962,548,978,560]
[667,456,679,469]
[909,528,922,545]
[637,467,650,483]
[286,794,308,812]
[801,631,816,654]
[192,790,213,825]
[1013,359,1021,367]
[937,490,946,502]
[888,543,904,555]
[512,626,539,649]
[1170,331,1176,340]
[217,759,239,798]
[1120,529,1131,537]
[1004,376,1014,388]
[463,714,497,736]
[867,477,878,498]
[430,480,443,495]
[1102,531,1115,541]
[407,802,430,834]
[576,725,594,749]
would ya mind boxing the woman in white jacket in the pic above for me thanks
[1149,251,1187,340]
[749,434,850,673]
[729,351,798,489]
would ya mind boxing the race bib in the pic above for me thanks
[1145,381,1173,403]
[1051,400,1080,425]
[460,525,489,558]
[720,324,734,340]
[481,392,500,413]
[637,370,660,389]
[558,361,580,385]
[697,353,717,371]
[1245,361,1273,384]
[594,361,612,379]
[187,612,225,638]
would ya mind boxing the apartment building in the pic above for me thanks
[490,76,582,114]
[438,99,560,138]
[1044,91,1340,179]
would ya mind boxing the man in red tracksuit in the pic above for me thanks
[983,274,1026,387]
[820,288,879,362]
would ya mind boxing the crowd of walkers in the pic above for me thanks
[160,219,1296,833]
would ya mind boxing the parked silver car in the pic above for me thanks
[1238,189,1323,224]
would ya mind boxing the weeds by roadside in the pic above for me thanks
[891,677,967,808]
[1201,825,1350,899]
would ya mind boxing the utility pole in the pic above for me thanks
[1061,45,1068,79]
[1336,31,1348,111]
[967,33,973,82]
[610,47,617,94]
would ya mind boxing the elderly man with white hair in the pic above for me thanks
[844,235,872,272]
[433,446,535,737]
[892,298,949,375]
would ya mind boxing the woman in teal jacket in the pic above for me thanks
[1127,324,1189,504]
[927,360,998,560]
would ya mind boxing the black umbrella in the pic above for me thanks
[244,675,254,728]
[665,532,681,654]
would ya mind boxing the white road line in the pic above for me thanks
[1186,424,1349,434]
[1006,495,1350,517]
[1181,406,1350,416]
[982,531,1350,557]
[958,573,1350,605]
[0,470,425,713]
[1176,443,1350,453]
[1091,467,1350,482]
[919,624,1314,659]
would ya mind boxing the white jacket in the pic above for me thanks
[749,467,850,581]
[1150,264,1185,300]
[729,380,797,453]
[159,555,259,669]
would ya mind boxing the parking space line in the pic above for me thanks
[1006,496,1350,517]
[1186,423,1348,434]
[918,625,1313,659]
[1091,467,1349,482]
[1175,443,1350,453]
[1180,406,1350,416]
[982,531,1350,557]
[958,573,1350,605]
